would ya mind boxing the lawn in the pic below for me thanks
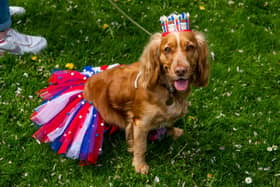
[0,0,279,186]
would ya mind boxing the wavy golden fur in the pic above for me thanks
[84,31,209,174]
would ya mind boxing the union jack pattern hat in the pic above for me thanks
[160,12,191,36]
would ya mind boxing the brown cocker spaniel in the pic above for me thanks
[84,31,209,174]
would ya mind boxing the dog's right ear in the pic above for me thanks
[139,33,161,88]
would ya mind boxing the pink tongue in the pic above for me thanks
[174,79,189,91]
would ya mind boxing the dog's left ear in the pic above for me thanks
[193,31,210,87]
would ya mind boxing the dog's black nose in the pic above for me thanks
[175,67,187,77]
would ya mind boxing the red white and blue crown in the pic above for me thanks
[160,12,190,36]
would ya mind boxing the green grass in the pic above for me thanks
[0,0,279,186]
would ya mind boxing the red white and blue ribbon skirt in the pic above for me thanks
[30,64,119,165]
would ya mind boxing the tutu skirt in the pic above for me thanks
[31,64,119,165]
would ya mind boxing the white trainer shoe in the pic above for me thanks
[0,29,47,55]
[9,6,26,16]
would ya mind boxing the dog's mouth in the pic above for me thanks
[174,79,189,91]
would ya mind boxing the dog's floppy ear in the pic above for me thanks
[139,33,161,88]
[193,31,210,87]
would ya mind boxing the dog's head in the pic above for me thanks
[139,31,209,92]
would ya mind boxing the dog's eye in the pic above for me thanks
[186,45,194,51]
[164,47,171,53]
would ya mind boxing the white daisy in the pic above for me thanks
[245,177,252,184]
[154,176,160,183]
[267,147,273,152]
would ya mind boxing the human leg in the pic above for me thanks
[0,0,12,32]
[0,0,47,55]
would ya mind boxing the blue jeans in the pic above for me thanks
[0,0,11,31]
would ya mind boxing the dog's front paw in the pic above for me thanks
[134,162,149,174]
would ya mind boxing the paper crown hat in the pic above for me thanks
[160,12,191,36]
